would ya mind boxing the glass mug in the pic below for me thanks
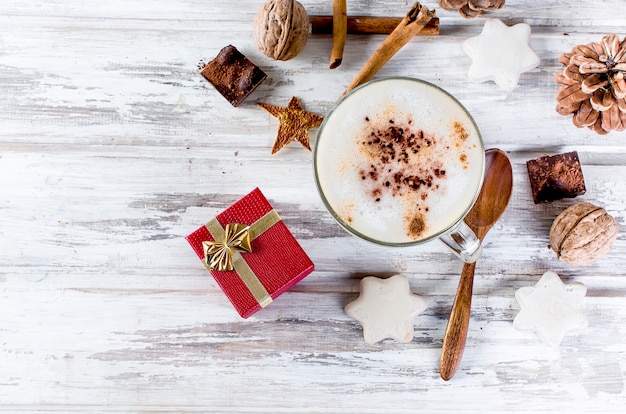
[314,77,485,263]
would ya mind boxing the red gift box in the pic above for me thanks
[186,188,315,318]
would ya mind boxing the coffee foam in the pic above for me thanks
[315,78,484,244]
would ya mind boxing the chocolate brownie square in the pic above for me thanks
[526,151,586,203]
[200,45,267,107]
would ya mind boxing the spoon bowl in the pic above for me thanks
[465,149,515,230]
[440,148,513,381]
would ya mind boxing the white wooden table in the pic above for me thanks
[1,1,626,412]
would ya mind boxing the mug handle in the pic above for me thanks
[438,220,482,263]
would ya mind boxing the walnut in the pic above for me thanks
[549,202,618,265]
[253,0,309,61]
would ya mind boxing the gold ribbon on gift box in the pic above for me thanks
[202,209,281,308]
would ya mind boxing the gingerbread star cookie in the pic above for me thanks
[513,270,588,347]
[257,96,324,154]
[258,96,324,154]
[462,19,540,92]
[345,274,427,345]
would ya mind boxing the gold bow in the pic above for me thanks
[202,223,252,271]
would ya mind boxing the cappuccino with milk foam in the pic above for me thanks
[315,78,484,245]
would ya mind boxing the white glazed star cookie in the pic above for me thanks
[513,270,588,347]
[463,19,540,91]
[345,274,427,344]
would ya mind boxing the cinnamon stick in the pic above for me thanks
[342,2,436,96]
[329,0,347,69]
[311,15,439,36]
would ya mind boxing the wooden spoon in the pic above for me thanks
[440,148,513,381]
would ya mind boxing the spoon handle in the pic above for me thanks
[440,261,476,381]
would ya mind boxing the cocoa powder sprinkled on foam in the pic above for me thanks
[408,213,426,238]
[454,121,471,170]
[357,116,451,239]
[359,118,445,199]
[454,121,469,141]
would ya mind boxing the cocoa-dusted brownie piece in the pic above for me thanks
[200,45,267,107]
[526,151,586,203]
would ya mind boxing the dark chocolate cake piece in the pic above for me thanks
[200,45,267,107]
[526,151,586,203]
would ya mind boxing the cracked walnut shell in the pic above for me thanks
[550,203,618,265]
[253,0,309,61]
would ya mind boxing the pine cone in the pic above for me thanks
[438,0,505,18]
[555,34,626,135]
